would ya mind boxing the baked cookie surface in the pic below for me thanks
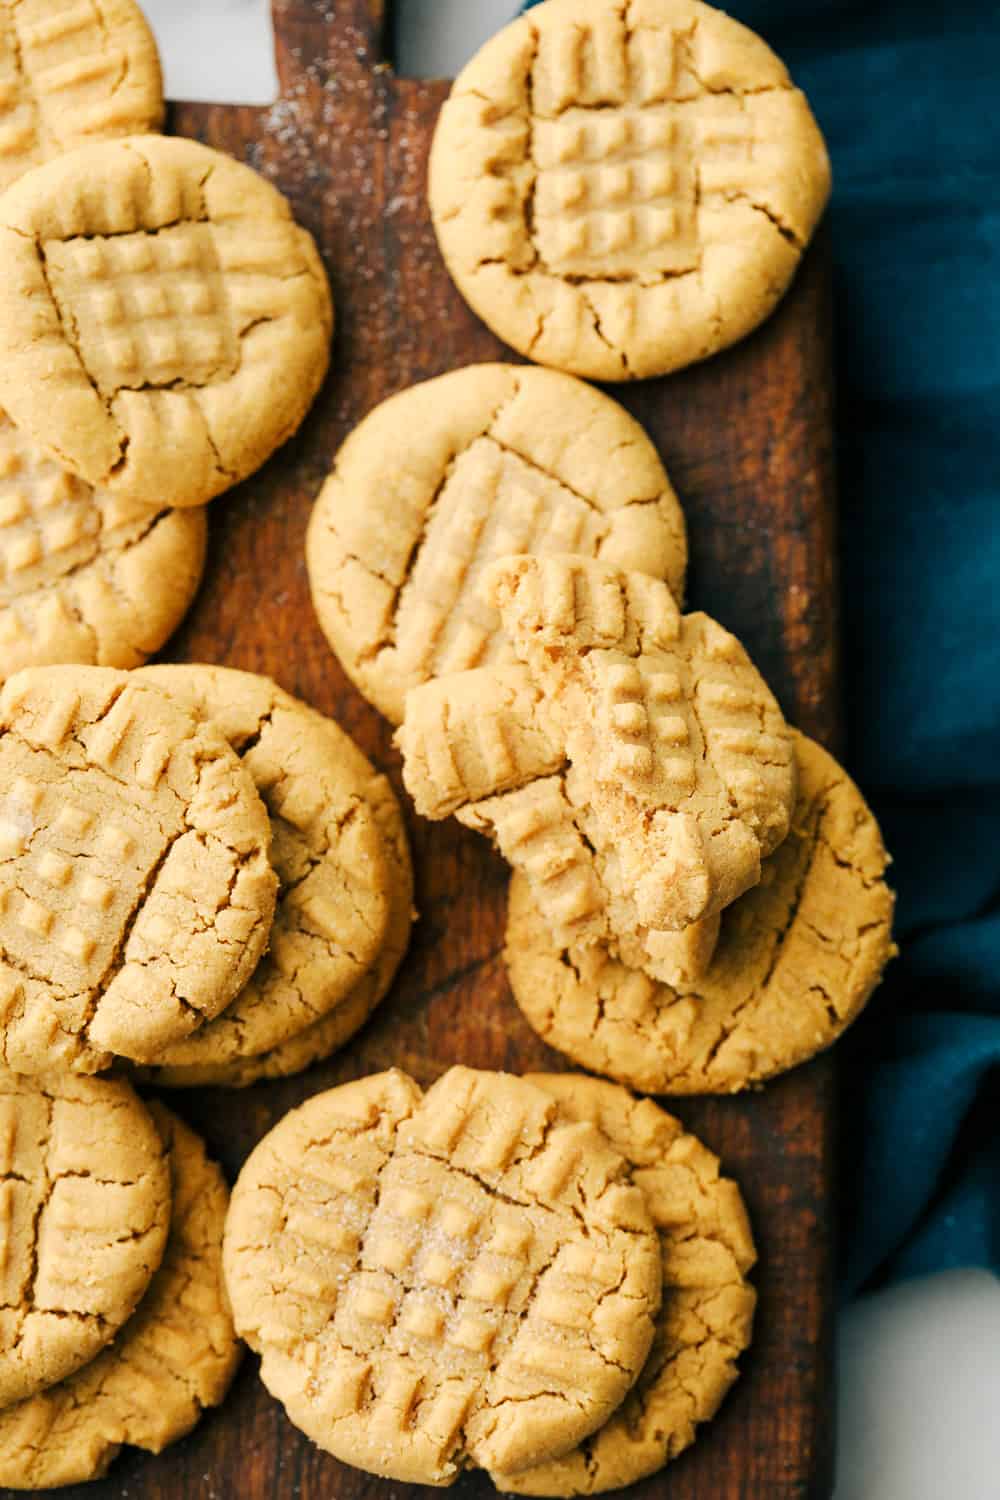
[159,741,415,1089]
[224,1066,662,1484]
[495,1074,756,1494]
[0,666,277,1073]
[429,0,830,379]
[134,666,413,1086]
[0,1072,170,1410]
[506,732,895,1093]
[398,555,795,964]
[0,0,163,190]
[0,1103,240,1489]
[0,134,332,509]
[307,364,687,723]
[0,410,206,682]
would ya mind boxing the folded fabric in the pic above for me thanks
[520,0,1000,1293]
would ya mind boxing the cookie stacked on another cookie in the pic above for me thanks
[390,553,894,1090]
[398,553,797,969]
[133,665,415,1089]
[0,663,413,1085]
[0,1076,240,1488]
[223,1065,754,1493]
[307,363,688,724]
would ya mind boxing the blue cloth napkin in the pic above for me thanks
[521,0,1000,1293]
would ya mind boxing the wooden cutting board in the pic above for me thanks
[13,3,840,1496]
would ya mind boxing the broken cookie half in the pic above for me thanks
[397,554,795,982]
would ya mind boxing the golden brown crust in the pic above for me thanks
[0,0,164,191]
[430,0,830,380]
[224,1067,662,1484]
[0,411,206,682]
[132,666,414,1086]
[0,666,277,1072]
[0,135,332,509]
[0,1103,241,1489]
[306,364,687,723]
[494,1074,755,1494]
[505,732,895,1093]
[0,1071,170,1408]
[397,555,794,977]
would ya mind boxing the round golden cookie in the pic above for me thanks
[0,665,278,1074]
[505,732,896,1093]
[0,1072,170,1410]
[0,134,332,510]
[0,1102,241,1489]
[306,363,687,724]
[132,665,414,1087]
[223,1066,662,1485]
[493,1074,756,1494]
[429,0,831,381]
[0,0,163,191]
[0,410,206,683]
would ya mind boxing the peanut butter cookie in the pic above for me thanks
[0,1072,169,1409]
[0,1103,240,1488]
[397,556,794,972]
[306,363,687,723]
[224,1067,662,1484]
[134,666,413,1087]
[0,666,277,1073]
[506,732,895,1093]
[430,0,830,379]
[0,134,332,509]
[0,0,163,191]
[495,1074,756,1494]
[0,410,206,683]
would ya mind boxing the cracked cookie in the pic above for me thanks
[0,1071,170,1410]
[397,554,794,972]
[494,1074,755,1494]
[429,0,830,380]
[0,665,278,1073]
[133,665,414,1087]
[0,409,206,683]
[0,0,163,191]
[306,363,687,723]
[506,732,895,1093]
[0,133,332,510]
[0,1102,241,1488]
[223,1066,662,1484]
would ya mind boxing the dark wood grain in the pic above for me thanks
[7,2,839,1496]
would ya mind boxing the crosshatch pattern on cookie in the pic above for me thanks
[0,668,277,1072]
[0,1072,170,1408]
[477,12,802,286]
[494,1075,757,1495]
[42,224,240,399]
[226,1069,662,1481]
[0,0,162,190]
[527,21,769,280]
[0,413,100,599]
[488,555,794,849]
[0,1104,240,1489]
[0,749,160,993]
[393,436,611,682]
[0,408,206,680]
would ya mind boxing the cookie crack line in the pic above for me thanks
[32,238,125,464]
[0,504,175,617]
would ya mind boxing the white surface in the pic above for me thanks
[144,4,1000,1498]
[837,1270,1000,1500]
[143,0,277,103]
